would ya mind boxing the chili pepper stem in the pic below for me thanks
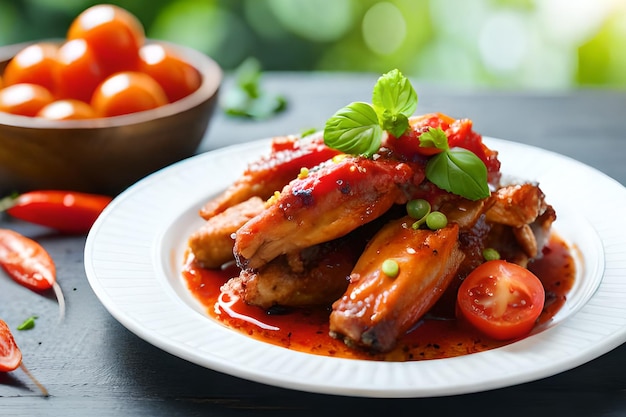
[52,282,66,321]
[19,362,49,397]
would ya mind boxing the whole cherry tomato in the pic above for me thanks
[67,4,145,76]
[55,39,104,102]
[91,71,168,117]
[0,83,55,116]
[2,43,59,94]
[139,44,201,102]
[456,260,545,340]
[0,319,21,373]
[37,99,96,120]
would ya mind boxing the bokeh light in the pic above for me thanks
[1,0,626,89]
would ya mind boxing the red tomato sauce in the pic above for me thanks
[181,234,576,362]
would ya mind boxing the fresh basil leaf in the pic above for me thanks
[425,147,490,201]
[324,102,383,157]
[380,110,409,138]
[372,69,418,119]
[235,57,262,99]
[419,127,449,151]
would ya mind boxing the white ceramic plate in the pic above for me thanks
[84,137,626,398]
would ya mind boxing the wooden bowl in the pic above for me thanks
[0,40,222,196]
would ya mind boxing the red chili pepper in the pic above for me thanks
[1,190,112,234]
[0,229,65,319]
[0,319,22,373]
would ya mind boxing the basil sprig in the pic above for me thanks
[323,69,490,201]
[422,127,490,201]
[324,69,416,157]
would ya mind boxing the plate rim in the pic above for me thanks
[84,136,626,398]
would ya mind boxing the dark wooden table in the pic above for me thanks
[2,73,626,416]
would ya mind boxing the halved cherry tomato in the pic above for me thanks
[3,190,111,234]
[0,319,22,373]
[67,4,145,76]
[91,71,168,117]
[2,43,59,95]
[456,260,545,340]
[55,38,104,102]
[37,99,96,120]
[139,43,201,102]
[0,83,55,116]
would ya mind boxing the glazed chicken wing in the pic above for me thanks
[188,196,265,268]
[199,134,341,219]
[233,155,420,270]
[330,219,464,352]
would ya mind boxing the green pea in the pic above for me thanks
[482,247,501,261]
[425,211,447,230]
[406,199,431,220]
[381,259,399,278]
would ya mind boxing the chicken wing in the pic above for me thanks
[233,155,419,270]
[188,196,265,268]
[199,133,341,219]
[329,219,464,352]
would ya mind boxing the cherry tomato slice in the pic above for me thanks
[37,99,96,120]
[139,43,201,102]
[0,228,56,292]
[91,71,168,117]
[0,319,22,373]
[67,4,145,76]
[55,39,105,102]
[2,42,59,95]
[4,190,111,234]
[456,260,545,340]
[0,83,55,117]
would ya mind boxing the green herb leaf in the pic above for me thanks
[372,69,417,118]
[425,147,490,201]
[222,57,287,120]
[372,69,416,139]
[419,127,449,151]
[17,316,38,331]
[380,110,409,139]
[324,102,383,157]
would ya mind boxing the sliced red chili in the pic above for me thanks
[0,229,66,319]
[0,228,56,291]
[0,319,22,373]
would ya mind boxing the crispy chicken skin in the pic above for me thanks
[330,220,464,352]
[485,183,547,227]
[199,134,340,220]
[233,155,419,270]
[188,197,265,268]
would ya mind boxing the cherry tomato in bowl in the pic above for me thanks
[67,4,144,76]
[0,83,55,116]
[139,43,202,103]
[456,260,545,340]
[90,71,168,117]
[2,42,59,94]
[37,99,96,120]
[55,38,105,102]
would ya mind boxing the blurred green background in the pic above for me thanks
[1,0,625,90]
